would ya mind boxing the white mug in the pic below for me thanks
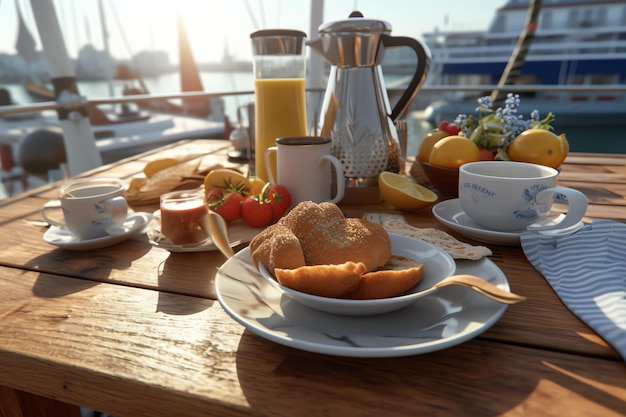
[41,177,128,240]
[265,137,345,208]
[459,161,588,232]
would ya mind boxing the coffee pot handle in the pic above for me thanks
[381,35,431,121]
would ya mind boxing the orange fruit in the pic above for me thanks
[417,129,449,161]
[428,136,480,168]
[507,129,566,169]
[558,133,569,157]
[378,171,438,211]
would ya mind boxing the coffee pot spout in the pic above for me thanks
[306,37,339,65]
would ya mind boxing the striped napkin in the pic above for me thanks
[521,220,626,362]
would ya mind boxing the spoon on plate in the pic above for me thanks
[200,211,234,259]
[429,274,526,304]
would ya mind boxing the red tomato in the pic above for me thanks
[266,185,292,222]
[206,187,225,202]
[479,149,496,161]
[438,120,460,136]
[445,123,460,136]
[241,195,273,228]
[207,189,244,222]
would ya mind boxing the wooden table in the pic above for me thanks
[0,139,624,417]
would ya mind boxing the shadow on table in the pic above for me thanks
[26,240,151,298]
[234,332,626,416]
[155,251,218,315]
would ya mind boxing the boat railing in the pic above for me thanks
[434,40,626,58]
[417,84,626,93]
[1,84,626,119]
[0,90,258,118]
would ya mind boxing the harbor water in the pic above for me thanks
[3,71,626,155]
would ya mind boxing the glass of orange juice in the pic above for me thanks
[250,29,308,181]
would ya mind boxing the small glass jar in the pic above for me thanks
[159,189,208,245]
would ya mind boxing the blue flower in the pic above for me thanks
[454,93,555,155]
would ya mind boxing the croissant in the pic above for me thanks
[249,201,423,299]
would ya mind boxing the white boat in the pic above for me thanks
[421,0,626,126]
[0,0,226,190]
[0,104,224,163]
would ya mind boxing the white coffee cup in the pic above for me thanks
[265,137,345,207]
[41,177,128,240]
[459,161,588,232]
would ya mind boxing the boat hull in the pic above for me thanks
[423,96,626,127]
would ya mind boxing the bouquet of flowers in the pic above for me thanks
[453,93,554,160]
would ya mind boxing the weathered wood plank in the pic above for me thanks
[0,268,623,417]
[0,387,81,417]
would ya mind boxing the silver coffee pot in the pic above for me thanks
[308,11,430,204]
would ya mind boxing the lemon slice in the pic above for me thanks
[379,171,438,211]
[247,177,267,195]
[204,168,250,193]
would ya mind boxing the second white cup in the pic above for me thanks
[459,161,588,232]
[265,137,345,208]
[41,177,128,240]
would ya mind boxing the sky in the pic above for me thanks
[0,0,506,64]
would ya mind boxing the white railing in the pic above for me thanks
[2,85,626,118]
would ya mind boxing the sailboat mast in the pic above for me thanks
[308,0,325,135]
[98,0,115,97]
[308,0,324,91]
[29,0,102,175]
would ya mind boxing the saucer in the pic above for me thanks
[147,211,262,252]
[43,212,150,250]
[432,199,584,246]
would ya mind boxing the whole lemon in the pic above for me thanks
[417,129,449,161]
[558,133,569,156]
[507,129,566,169]
[428,136,481,168]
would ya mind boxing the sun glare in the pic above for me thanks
[175,1,251,64]
[81,0,242,65]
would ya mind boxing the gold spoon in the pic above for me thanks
[200,211,234,259]
[430,274,526,304]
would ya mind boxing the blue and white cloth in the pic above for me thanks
[521,220,626,362]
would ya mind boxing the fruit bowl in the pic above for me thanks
[257,234,456,316]
[418,160,460,198]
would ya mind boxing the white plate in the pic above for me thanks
[258,234,456,316]
[432,199,583,246]
[215,248,510,358]
[147,211,262,252]
[43,212,149,250]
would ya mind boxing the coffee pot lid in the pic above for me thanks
[318,11,392,35]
